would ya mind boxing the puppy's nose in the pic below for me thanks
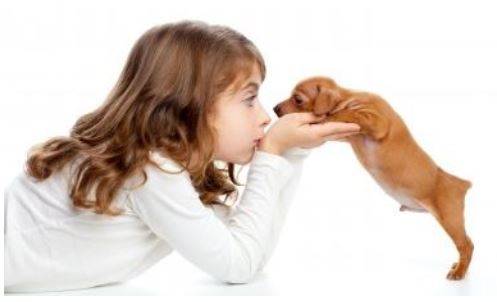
[273,105,282,117]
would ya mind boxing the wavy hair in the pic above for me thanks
[25,20,266,216]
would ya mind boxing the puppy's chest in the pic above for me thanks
[351,137,426,212]
[352,137,382,172]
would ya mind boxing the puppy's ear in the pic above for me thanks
[313,86,341,115]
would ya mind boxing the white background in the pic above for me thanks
[2,0,496,296]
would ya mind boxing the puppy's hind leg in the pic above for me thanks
[429,171,473,280]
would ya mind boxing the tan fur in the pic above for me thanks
[274,76,473,280]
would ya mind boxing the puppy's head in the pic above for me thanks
[273,76,346,117]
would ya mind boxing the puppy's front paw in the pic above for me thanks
[446,262,465,280]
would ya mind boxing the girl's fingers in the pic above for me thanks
[311,121,361,137]
[323,131,360,141]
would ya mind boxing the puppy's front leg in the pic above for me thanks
[327,108,389,141]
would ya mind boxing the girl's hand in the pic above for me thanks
[259,112,361,155]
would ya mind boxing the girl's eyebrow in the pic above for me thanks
[241,82,260,91]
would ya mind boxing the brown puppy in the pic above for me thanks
[274,76,473,280]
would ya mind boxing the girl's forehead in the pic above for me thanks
[226,64,262,95]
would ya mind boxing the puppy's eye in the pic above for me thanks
[293,95,304,105]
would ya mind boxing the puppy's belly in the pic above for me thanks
[357,138,428,213]
[375,177,428,212]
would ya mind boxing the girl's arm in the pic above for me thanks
[127,150,300,284]
[259,147,312,267]
[210,147,312,273]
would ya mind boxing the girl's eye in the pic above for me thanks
[244,95,257,107]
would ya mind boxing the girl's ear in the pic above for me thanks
[313,87,341,115]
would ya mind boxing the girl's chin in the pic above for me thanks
[239,148,256,165]
[217,147,257,165]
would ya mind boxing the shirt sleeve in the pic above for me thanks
[261,147,312,265]
[127,149,303,284]
[209,147,313,270]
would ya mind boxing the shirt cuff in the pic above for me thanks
[282,146,313,157]
[281,147,313,163]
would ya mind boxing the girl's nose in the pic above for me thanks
[260,110,271,128]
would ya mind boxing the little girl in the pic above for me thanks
[4,20,360,293]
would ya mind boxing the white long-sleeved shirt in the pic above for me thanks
[4,147,311,293]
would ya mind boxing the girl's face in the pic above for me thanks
[212,65,271,165]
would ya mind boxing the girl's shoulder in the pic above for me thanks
[121,151,192,193]
[122,152,208,216]
[148,151,185,172]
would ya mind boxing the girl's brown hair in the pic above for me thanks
[25,20,266,216]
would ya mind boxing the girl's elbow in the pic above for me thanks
[220,263,259,284]
[222,273,255,285]
[220,236,265,284]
